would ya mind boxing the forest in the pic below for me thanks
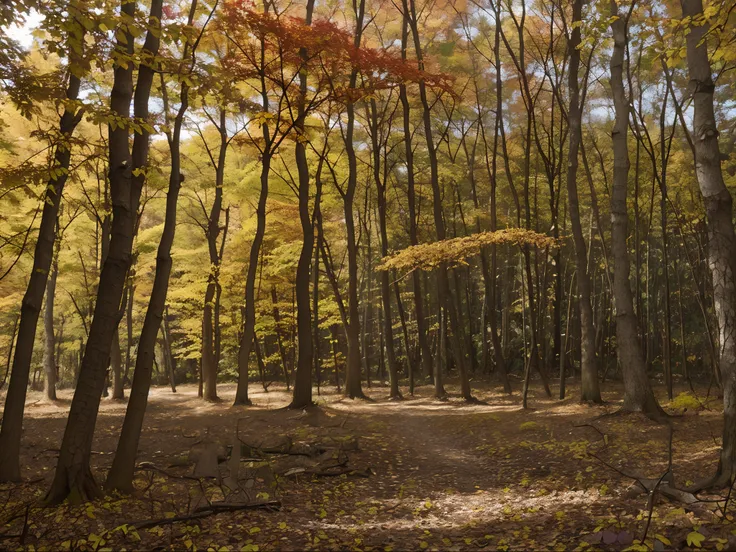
[1,0,736,548]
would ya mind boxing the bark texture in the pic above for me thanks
[681,0,736,486]
[43,238,60,402]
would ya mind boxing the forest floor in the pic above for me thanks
[1,377,736,551]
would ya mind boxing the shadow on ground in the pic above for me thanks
[0,378,733,550]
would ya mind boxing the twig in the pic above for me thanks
[573,423,608,445]
[641,471,669,543]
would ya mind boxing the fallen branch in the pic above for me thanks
[129,500,282,529]
[136,462,202,481]
[588,452,697,504]
[311,467,372,478]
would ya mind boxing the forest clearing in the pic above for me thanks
[2,0,736,549]
[2,380,736,551]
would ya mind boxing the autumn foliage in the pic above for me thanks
[221,0,454,105]
[377,229,558,274]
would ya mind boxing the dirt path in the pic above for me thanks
[1,380,734,550]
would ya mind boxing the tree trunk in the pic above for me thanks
[234,154,270,406]
[45,0,163,503]
[270,286,290,389]
[560,273,576,400]
[609,0,663,419]
[435,283,446,398]
[43,242,60,402]
[566,0,601,404]
[0,40,83,482]
[289,0,317,410]
[674,251,693,392]
[371,104,401,399]
[0,314,19,391]
[123,282,134,384]
[341,0,366,399]
[201,111,227,403]
[313,189,322,394]
[681,0,736,486]
[405,0,471,401]
[110,328,124,400]
[162,306,177,392]
[399,14,432,382]
[105,3,201,490]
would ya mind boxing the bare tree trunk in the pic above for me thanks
[0,315,19,391]
[234,156,269,406]
[162,305,176,393]
[270,286,290,389]
[609,0,663,418]
[123,281,134,384]
[369,106,401,398]
[393,280,412,392]
[565,0,601,403]
[43,237,60,402]
[313,172,322,395]
[681,0,736,486]
[674,251,693,392]
[487,21,511,391]
[560,273,576,400]
[110,328,123,400]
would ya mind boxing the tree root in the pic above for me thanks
[686,466,735,494]
[463,396,487,405]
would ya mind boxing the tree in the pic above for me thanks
[368,96,402,400]
[403,0,473,401]
[289,0,317,410]
[106,0,211,493]
[0,6,87,482]
[565,0,601,404]
[608,0,663,419]
[226,1,314,406]
[681,0,736,487]
[45,0,164,504]
[339,0,368,400]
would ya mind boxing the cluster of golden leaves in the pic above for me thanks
[376,229,557,273]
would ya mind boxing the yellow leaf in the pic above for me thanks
[687,531,705,548]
